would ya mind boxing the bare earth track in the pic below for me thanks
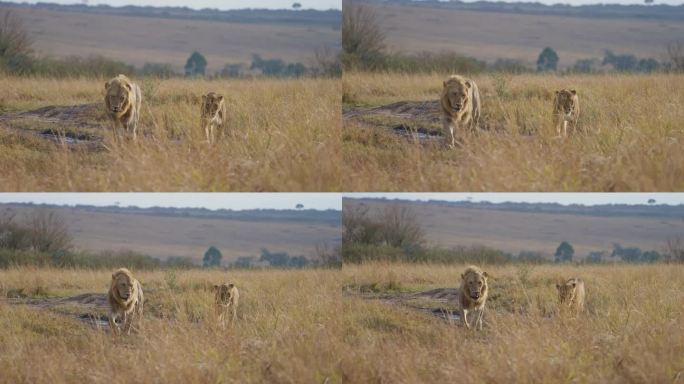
[0,104,106,150]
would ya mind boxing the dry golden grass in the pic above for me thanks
[0,267,345,383]
[340,263,684,383]
[0,75,341,191]
[343,72,684,191]
[1,264,681,383]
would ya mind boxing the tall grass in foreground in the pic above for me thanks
[0,76,341,191]
[0,268,346,383]
[0,265,682,382]
[343,72,684,191]
[340,263,683,383]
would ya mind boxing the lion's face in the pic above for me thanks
[214,283,233,304]
[462,270,488,301]
[555,89,577,117]
[114,274,135,300]
[556,280,577,305]
[444,80,471,113]
[105,83,130,114]
[202,94,224,118]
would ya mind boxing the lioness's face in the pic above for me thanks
[445,81,470,112]
[556,90,577,116]
[202,95,224,117]
[106,87,129,113]
[556,281,576,305]
[462,271,488,301]
[115,276,134,300]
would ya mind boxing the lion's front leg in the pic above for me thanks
[122,312,133,334]
[109,312,120,335]
[443,118,458,148]
[462,309,471,329]
[475,307,485,330]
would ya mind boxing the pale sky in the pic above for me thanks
[0,193,341,211]
[345,193,684,206]
[439,0,684,5]
[9,0,341,10]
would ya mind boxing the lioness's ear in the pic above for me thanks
[482,271,488,278]
[570,89,577,95]
[571,282,576,287]
[228,283,234,288]
[465,80,472,89]
[202,95,207,101]
[105,81,110,90]
[213,284,219,290]
[556,283,561,289]
[217,95,224,102]
[443,80,448,87]
[112,272,116,279]
[461,273,465,280]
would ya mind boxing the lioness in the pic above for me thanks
[200,92,227,143]
[459,265,489,330]
[105,74,142,139]
[556,277,585,313]
[213,283,239,328]
[441,75,481,147]
[553,89,580,137]
[108,268,144,335]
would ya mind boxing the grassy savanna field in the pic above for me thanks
[2,264,681,382]
[343,72,684,191]
[0,267,344,383]
[340,263,684,383]
[0,75,341,191]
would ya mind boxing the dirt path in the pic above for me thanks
[6,292,111,330]
[0,103,106,151]
[344,101,445,142]
[347,287,463,323]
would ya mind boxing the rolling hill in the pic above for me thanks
[0,203,342,262]
[362,1,684,68]
[344,198,684,257]
[1,2,340,73]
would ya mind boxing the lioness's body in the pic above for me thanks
[459,265,489,330]
[108,268,144,335]
[200,92,227,143]
[553,89,580,137]
[556,277,585,313]
[105,74,142,139]
[441,75,481,147]
[213,283,239,328]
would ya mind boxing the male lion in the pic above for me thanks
[213,283,239,328]
[441,75,481,147]
[108,268,144,335]
[459,265,489,330]
[553,89,580,137]
[556,277,585,313]
[104,74,142,139]
[200,92,227,143]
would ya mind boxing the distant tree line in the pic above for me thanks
[341,2,684,74]
[0,10,341,78]
[342,202,684,265]
[228,245,342,269]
